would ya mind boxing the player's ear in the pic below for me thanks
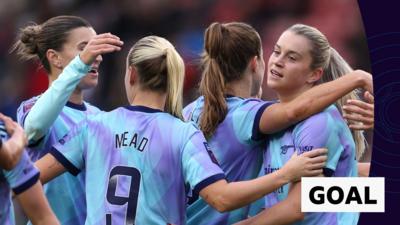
[307,67,323,84]
[249,56,258,72]
[46,49,63,70]
[129,65,138,85]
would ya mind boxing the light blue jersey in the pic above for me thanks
[263,105,359,225]
[17,99,100,225]
[184,96,273,225]
[50,105,225,225]
[0,121,40,225]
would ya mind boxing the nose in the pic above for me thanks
[274,56,284,68]
[94,54,103,64]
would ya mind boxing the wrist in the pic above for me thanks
[354,70,367,88]
[78,54,91,66]
[276,166,292,185]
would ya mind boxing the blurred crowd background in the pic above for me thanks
[0,0,372,164]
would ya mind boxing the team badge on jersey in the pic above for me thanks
[203,142,220,166]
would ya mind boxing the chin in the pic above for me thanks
[266,78,278,89]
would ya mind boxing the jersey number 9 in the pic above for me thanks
[106,166,141,225]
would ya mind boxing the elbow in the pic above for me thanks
[294,211,305,221]
[24,122,42,142]
[291,202,305,221]
[213,202,230,213]
[211,196,233,213]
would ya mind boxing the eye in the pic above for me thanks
[288,55,296,61]
[272,50,280,56]
[78,43,88,51]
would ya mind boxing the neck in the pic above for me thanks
[48,72,84,105]
[277,85,312,103]
[130,89,166,111]
[225,74,252,98]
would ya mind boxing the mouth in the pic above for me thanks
[270,69,283,78]
[87,67,99,77]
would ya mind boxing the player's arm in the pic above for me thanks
[0,113,27,170]
[234,182,303,225]
[23,33,123,142]
[343,91,374,130]
[16,180,60,225]
[199,148,326,212]
[35,153,67,184]
[358,162,370,177]
[258,70,372,134]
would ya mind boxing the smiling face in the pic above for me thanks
[267,30,317,97]
[57,26,102,90]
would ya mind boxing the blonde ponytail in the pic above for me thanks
[325,48,366,160]
[127,36,185,120]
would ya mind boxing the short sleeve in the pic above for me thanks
[3,151,40,195]
[181,128,225,195]
[232,99,275,144]
[293,111,342,176]
[49,120,88,176]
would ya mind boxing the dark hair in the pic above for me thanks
[11,15,91,73]
[200,22,262,138]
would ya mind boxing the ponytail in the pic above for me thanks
[199,22,262,138]
[325,48,366,160]
[165,47,184,119]
[127,36,184,120]
[199,55,227,139]
[200,23,228,138]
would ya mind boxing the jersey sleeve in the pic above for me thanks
[182,102,195,122]
[49,120,88,176]
[22,55,90,143]
[293,111,342,176]
[3,151,39,195]
[181,127,225,195]
[233,99,275,144]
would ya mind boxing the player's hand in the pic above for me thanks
[79,33,123,65]
[0,113,27,151]
[281,148,327,182]
[354,70,373,94]
[342,91,374,130]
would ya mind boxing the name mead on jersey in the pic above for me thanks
[115,131,149,151]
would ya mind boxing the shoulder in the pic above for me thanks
[183,96,204,122]
[17,96,40,115]
[294,105,340,135]
[84,101,102,114]
[234,98,275,112]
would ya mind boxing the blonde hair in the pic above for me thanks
[127,36,184,119]
[288,24,366,160]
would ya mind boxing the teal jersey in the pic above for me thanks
[16,56,99,225]
[184,96,274,225]
[50,106,225,225]
[17,99,100,225]
[264,105,359,225]
[1,121,40,225]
